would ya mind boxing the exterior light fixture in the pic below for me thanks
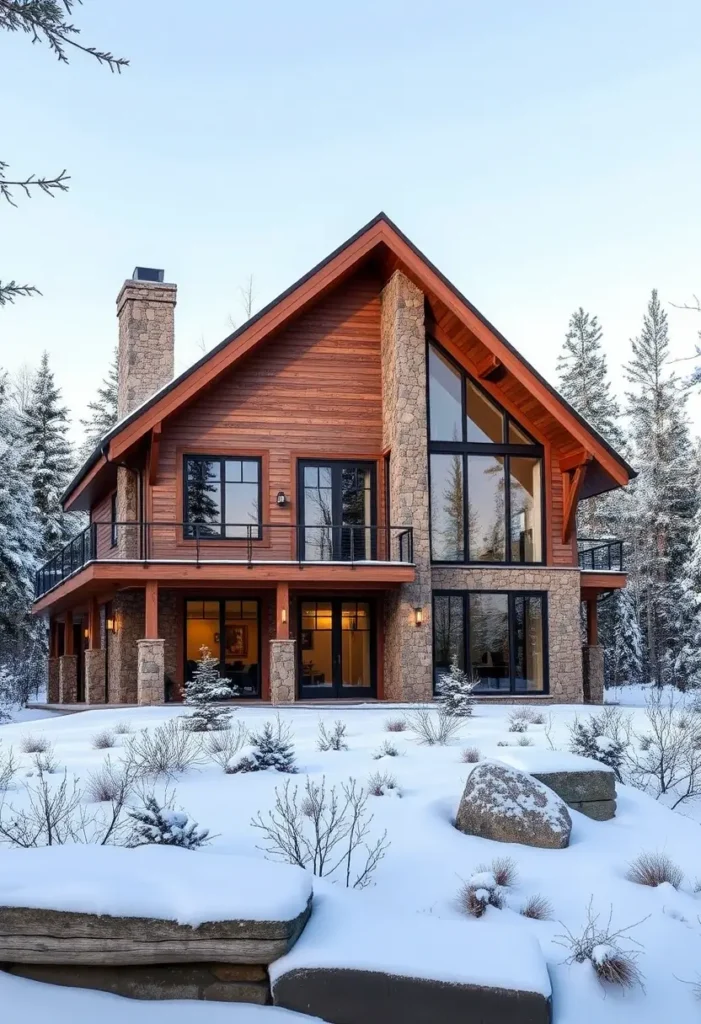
[276,491,287,507]
[106,617,116,634]
[415,607,423,626]
[281,608,287,625]
[83,628,89,640]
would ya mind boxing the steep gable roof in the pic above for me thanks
[63,213,634,510]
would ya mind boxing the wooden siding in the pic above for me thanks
[148,268,384,561]
[91,491,114,559]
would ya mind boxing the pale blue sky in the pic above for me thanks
[2,0,700,436]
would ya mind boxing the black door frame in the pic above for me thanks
[297,596,377,699]
[183,596,262,698]
[297,459,377,561]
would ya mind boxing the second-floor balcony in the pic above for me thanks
[577,537,624,572]
[34,521,415,600]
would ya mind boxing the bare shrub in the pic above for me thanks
[317,720,348,752]
[113,721,133,735]
[92,729,116,750]
[125,720,205,779]
[544,713,556,750]
[461,747,480,763]
[85,756,134,804]
[508,711,528,733]
[202,721,247,770]
[367,770,400,797]
[521,894,553,920]
[20,733,50,754]
[626,851,683,889]
[626,692,701,808]
[32,749,59,774]
[476,856,518,888]
[0,743,18,791]
[555,899,646,989]
[407,707,462,746]
[496,740,510,747]
[458,871,504,918]
[529,712,546,726]
[373,740,401,759]
[252,776,389,889]
[384,717,406,733]
[516,735,534,747]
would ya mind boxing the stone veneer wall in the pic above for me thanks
[137,640,165,705]
[431,567,583,703]
[582,644,604,704]
[380,271,433,702]
[159,590,179,699]
[116,279,176,420]
[107,590,144,704]
[270,640,296,704]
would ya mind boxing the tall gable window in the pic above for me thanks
[427,342,544,564]
[184,455,261,539]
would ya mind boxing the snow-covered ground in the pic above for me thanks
[1,687,701,1022]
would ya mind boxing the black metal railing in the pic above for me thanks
[578,537,624,572]
[34,521,415,599]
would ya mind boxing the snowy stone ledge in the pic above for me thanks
[494,749,617,820]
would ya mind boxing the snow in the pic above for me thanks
[0,846,312,926]
[495,747,615,774]
[270,885,552,997]
[2,696,701,1021]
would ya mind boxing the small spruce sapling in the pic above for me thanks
[436,656,476,717]
[184,645,236,731]
[230,717,297,774]
[126,795,210,849]
[568,713,626,779]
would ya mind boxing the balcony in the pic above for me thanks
[34,522,415,600]
[577,537,624,572]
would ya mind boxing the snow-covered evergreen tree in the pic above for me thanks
[21,352,77,558]
[126,795,210,849]
[79,348,118,460]
[183,645,235,731]
[557,308,624,448]
[624,290,698,685]
[436,655,476,716]
[568,714,626,779]
[608,587,644,685]
[230,717,297,773]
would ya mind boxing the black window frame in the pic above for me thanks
[183,454,262,541]
[184,596,261,697]
[426,340,546,566]
[432,589,549,696]
[110,492,117,548]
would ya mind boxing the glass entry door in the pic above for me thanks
[299,599,375,698]
[299,461,376,561]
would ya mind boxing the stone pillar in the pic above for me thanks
[84,649,106,705]
[47,657,60,704]
[137,639,165,705]
[270,640,296,704]
[583,645,605,704]
[58,655,78,704]
[380,271,433,701]
[107,590,144,703]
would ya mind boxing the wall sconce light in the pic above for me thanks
[106,617,116,634]
[281,608,287,625]
[84,628,89,640]
[414,607,423,627]
[276,491,287,507]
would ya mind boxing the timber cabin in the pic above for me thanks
[33,214,633,707]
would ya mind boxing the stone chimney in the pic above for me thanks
[116,268,177,419]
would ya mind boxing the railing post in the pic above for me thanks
[195,524,201,566]
[247,525,253,568]
[350,526,355,567]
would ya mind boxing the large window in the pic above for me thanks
[433,591,547,694]
[427,342,544,564]
[184,455,261,539]
[185,598,260,695]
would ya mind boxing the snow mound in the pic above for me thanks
[494,748,615,775]
[270,889,551,997]
[0,846,311,927]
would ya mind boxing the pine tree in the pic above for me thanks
[436,655,476,716]
[126,796,210,849]
[557,308,623,448]
[608,588,643,685]
[183,646,235,731]
[79,349,118,460]
[230,717,297,773]
[22,352,77,558]
[624,290,698,685]
[568,713,626,779]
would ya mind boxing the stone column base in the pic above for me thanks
[58,655,78,704]
[582,645,605,704]
[84,649,106,705]
[137,639,165,705]
[270,640,296,704]
[47,657,60,703]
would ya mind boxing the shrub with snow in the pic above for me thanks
[626,850,683,889]
[317,720,348,752]
[568,711,626,778]
[407,707,462,746]
[126,795,210,849]
[20,733,50,755]
[436,656,476,717]
[458,870,505,918]
[508,710,529,733]
[183,646,236,732]
[555,899,645,989]
[384,717,406,733]
[367,770,400,797]
[520,894,553,920]
[229,717,297,774]
[92,729,116,750]
[461,746,480,763]
[203,721,247,770]
[372,740,401,759]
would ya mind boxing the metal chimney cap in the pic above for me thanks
[132,267,164,283]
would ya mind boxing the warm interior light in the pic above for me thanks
[106,617,115,633]
[415,607,423,626]
[281,608,287,625]
[83,628,89,640]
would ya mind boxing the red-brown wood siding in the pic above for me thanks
[91,491,115,559]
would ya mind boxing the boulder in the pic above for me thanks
[455,762,571,849]
[495,749,617,821]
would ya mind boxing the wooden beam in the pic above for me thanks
[149,422,162,486]
[276,582,290,640]
[559,450,593,473]
[562,464,586,544]
[63,609,74,656]
[88,596,101,650]
[145,581,159,639]
[586,598,598,646]
[474,353,503,381]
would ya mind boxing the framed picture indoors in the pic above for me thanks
[226,625,248,658]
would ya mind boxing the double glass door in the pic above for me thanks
[299,599,375,698]
[299,461,376,561]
